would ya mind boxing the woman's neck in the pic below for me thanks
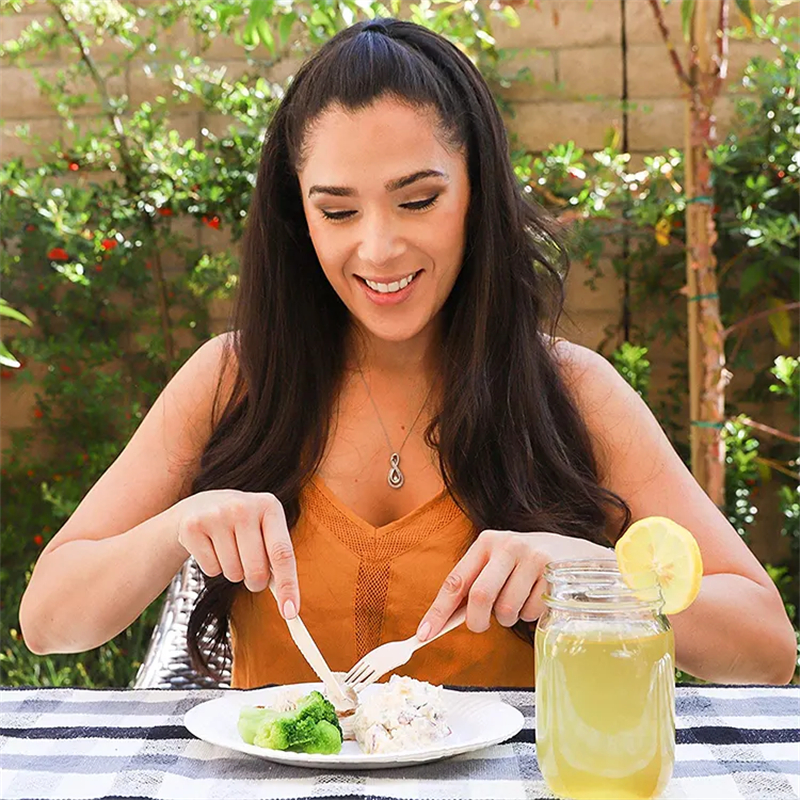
[346,319,443,384]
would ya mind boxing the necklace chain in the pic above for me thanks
[357,366,434,489]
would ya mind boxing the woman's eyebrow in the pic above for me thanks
[308,169,448,198]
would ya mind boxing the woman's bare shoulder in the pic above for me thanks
[540,334,612,388]
[179,331,240,426]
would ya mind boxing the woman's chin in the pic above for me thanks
[356,317,431,345]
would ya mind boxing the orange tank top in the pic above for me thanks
[230,475,534,688]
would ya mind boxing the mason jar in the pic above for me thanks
[535,559,675,800]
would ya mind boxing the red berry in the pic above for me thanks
[158,208,173,217]
[48,247,69,261]
[33,408,43,419]
[202,215,220,230]
[25,224,36,232]
[33,534,44,546]
[68,162,79,171]
[101,238,117,251]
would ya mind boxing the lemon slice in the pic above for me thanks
[615,516,703,615]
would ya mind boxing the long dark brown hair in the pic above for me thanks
[187,18,630,677]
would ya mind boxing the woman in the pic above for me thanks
[19,19,795,687]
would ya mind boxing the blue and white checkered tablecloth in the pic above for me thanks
[0,685,797,799]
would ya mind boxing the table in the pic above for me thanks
[1,685,797,799]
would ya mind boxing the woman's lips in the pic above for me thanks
[357,272,421,306]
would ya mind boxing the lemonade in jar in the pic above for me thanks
[535,518,703,800]
[535,560,675,800]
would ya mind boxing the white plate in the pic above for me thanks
[184,682,525,769]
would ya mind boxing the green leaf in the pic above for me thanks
[680,0,695,41]
[278,12,297,47]
[767,298,792,347]
[739,262,764,297]
[257,18,275,54]
[0,299,32,326]
[500,6,520,28]
[734,0,754,21]
[0,340,20,369]
[248,0,274,26]
[241,18,258,47]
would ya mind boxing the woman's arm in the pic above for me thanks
[558,341,796,685]
[19,335,233,654]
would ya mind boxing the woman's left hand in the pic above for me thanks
[415,530,612,641]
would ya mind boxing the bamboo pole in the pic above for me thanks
[649,0,729,505]
[685,0,728,506]
[684,104,703,488]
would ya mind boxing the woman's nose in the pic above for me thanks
[357,212,406,267]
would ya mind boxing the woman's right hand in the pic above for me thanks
[175,489,299,618]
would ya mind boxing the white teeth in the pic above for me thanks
[364,272,418,294]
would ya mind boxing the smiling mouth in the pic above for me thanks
[356,270,421,295]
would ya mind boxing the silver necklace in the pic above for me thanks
[357,367,434,489]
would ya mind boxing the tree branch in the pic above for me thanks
[49,0,137,181]
[755,457,800,482]
[647,0,692,87]
[149,245,176,376]
[722,302,800,338]
[50,0,175,371]
[688,0,700,78]
[739,417,800,444]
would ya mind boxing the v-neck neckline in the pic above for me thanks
[309,473,453,534]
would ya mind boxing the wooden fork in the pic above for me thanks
[343,606,467,692]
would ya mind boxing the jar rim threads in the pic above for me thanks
[542,558,665,614]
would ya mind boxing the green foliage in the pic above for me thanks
[0,298,32,367]
[610,342,651,400]
[770,356,799,417]
[722,419,762,540]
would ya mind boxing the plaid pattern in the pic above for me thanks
[1,685,797,800]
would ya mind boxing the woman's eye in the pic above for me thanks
[401,194,439,211]
[319,194,440,222]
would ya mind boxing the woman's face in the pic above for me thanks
[297,96,470,344]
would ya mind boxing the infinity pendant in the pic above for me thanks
[388,453,404,489]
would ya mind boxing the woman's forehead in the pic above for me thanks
[298,99,463,185]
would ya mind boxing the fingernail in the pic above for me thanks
[283,599,297,619]
[417,621,431,642]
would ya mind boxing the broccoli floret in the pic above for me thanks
[239,691,343,754]
[295,691,342,732]
[297,720,342,754]
[237,706,278,745]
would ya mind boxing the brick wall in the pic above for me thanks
[0,1,791,560]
